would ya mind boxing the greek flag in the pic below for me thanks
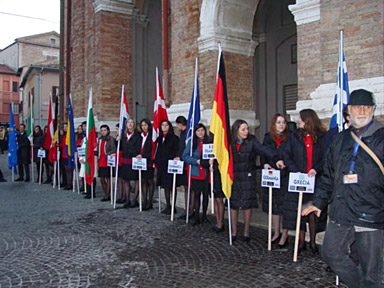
[330,31,349,131]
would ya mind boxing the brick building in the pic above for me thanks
[64,0,383,137]
[0,31,60,127]
[0,64,20,127]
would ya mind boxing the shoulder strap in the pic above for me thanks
[350,131,384,175]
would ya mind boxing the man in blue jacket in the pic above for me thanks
[303,89,383,288]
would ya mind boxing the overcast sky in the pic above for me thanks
[0,0,60,49]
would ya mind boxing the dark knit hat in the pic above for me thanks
[348,89,375,106]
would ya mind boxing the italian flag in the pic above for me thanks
[85,88,97,185]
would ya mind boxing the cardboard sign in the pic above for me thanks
[261,169,280,188]
[107,155,116,167]
[202,144,215,160]
[288,172,315,193]
[37,149,46,158]
[77,147,85,157]
[132,158,147,171]
[167,160,184,174]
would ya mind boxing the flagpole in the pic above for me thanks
[227,198,232,245]
[30,92,34,183]
[114,85,125,209]
[75,152,80,194]
[338,30,344,132]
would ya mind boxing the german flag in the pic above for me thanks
[210,46,233,199]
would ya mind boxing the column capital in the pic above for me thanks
[288,0,320,26]
[94,0,134,15]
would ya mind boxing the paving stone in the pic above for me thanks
[0,154,346,288]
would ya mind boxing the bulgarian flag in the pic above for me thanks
[209,45,233,199]
[151,67,168,160]
[85,88,97,185]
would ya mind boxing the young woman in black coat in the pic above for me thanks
[154,120,179,215]
[282,109,326,254]
[33,125,45,182]
[230,119,284,243]
[135,118,155,210]
[117,118,140,208]
[260,114,289,246]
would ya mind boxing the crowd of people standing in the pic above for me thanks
[2,88,383,288]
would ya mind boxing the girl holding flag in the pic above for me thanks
[182,123,210,226]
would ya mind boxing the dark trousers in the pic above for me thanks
[322,221,384,288]
[18,163,30,180]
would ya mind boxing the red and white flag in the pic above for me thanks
[151,67,168,159]
[44,92,54,150]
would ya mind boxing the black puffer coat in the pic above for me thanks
[231,135,278,210]
[33,131,45,162]
[154,134,179,190]
[260,132,289,215]
[313,121,384,229]
[282,129,326,231]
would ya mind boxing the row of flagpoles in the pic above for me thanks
[7,32,350,246]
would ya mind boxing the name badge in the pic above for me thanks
[343,174,358,184]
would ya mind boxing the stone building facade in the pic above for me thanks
[64,0,383,136]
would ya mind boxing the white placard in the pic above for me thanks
[107,155,116,167]
[202,144,215,160]
[37,149,46,158]
[132,158,147,171]
[288,172,315,193]
[261,169,280,188]
[167,160,184,174]
[78,147,85,157]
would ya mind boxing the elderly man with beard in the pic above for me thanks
[303,89,383,288]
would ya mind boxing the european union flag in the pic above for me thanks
[186,58,201,146]
[8,104,18,174]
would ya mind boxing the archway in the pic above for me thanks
[133,0,162,122]
[253,0,297,138]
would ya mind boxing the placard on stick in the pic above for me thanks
[107,155,116,167]
[261,169,280,188]
[202,144,215,160]
[78,147,85,157]
[37,149,46,158]
[132,158,147,171]
[167,160,184,174]
[288,173,315,193]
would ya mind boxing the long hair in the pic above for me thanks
[231,119,251,145]
[33,125,42,137]
[139,118,152,133]
[124,118,137,135]
[192,123,208,151]
[270,113,289,142]
[299,109,325,143]
[159,119,174,137]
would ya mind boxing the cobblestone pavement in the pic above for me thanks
[0,157,343,288]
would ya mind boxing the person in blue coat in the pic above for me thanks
[182,123,210,226]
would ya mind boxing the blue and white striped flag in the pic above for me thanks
[330,31,349,131]
[186,58,201,146]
